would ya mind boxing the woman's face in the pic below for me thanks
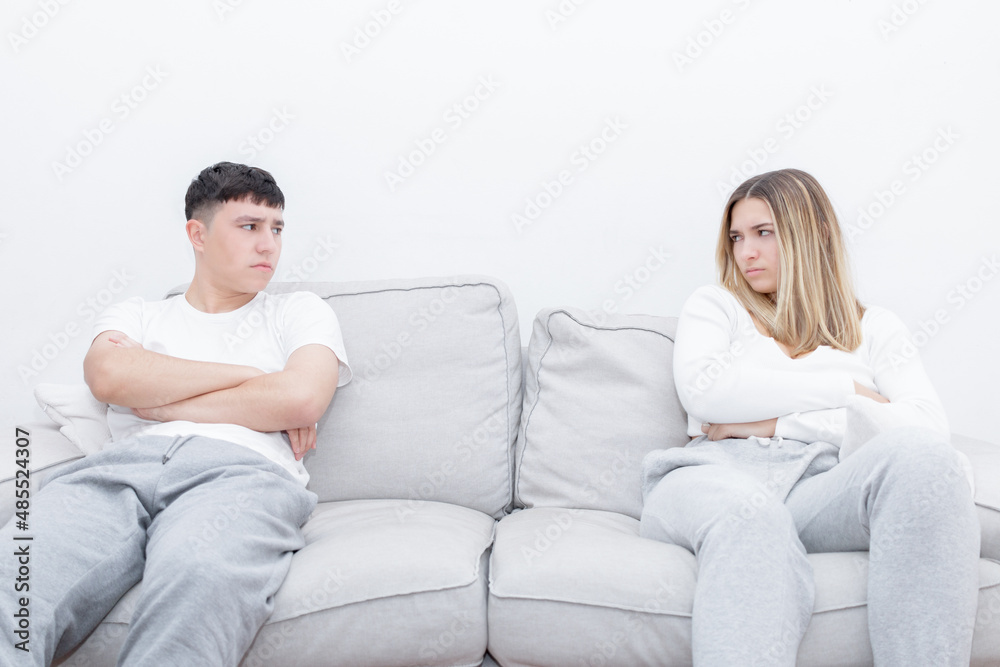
[729,197,780,295]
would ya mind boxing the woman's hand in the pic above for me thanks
[701,418,778,441]
[854,381,890,404]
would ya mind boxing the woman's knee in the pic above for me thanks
[864,428,976,525]
[867,426,948,453]
[643,465,761,519]
[868,428,964,484]
[641,466,797,549]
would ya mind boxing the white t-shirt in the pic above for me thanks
[673,285,949,445]
[93,290,352,485]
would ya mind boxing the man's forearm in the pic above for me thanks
[86,343,262,408]
[137,368,334,433]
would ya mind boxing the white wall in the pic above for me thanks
[3,0,997,442]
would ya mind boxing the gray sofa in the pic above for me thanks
[3,275,998,666]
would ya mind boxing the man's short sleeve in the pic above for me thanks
[92,296,145,343]
[280,292,352,387]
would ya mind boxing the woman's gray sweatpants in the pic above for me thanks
[0,434,317,667]
[640,427,980,666]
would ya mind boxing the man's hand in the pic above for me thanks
[701,418,778,441]
[132,403,184,423]
[285,424,317,461]
[108,332,142,349]
[133,405,165,422]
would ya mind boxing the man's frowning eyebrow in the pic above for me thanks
[234,214,283,227]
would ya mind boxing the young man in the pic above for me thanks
[1,162,351,665]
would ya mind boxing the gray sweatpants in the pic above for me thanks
[0,434,317,666]
[640,427,980,666]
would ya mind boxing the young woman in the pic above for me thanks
[640,169,980,666]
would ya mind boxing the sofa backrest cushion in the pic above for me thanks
[514,308,689,519]
[169,276,521,519]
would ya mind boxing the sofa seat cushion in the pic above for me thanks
[245,498,496,666]
[488,507,697,665]
[56,499,496,667]
[487,507,1000,667]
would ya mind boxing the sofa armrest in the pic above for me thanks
[952,433,1000,561]
[1,422,86,528]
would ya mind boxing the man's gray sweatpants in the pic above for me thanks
[640,427,981,666]
[0,434,317,666]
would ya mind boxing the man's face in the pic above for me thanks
[197,198,283,294]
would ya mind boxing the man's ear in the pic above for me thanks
[186,219,208,253]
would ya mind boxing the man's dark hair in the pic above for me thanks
[184,162,285,223]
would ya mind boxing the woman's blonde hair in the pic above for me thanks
[716,168,864,356]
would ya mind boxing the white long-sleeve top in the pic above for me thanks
[673,285,950,446]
